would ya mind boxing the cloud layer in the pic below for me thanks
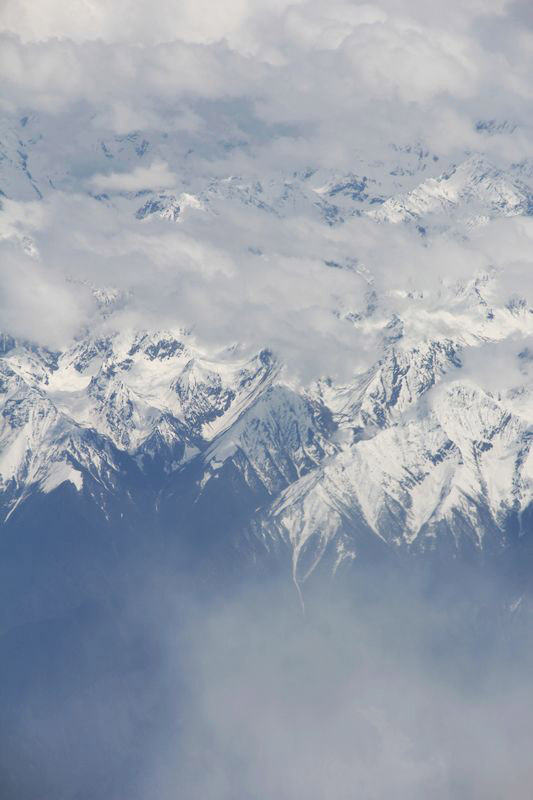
[1,0,532,160]
[1,0,533,377]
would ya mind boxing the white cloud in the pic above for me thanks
[89,159,178,192]
[1,0,533,379]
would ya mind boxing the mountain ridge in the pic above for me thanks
[2,118,533,593]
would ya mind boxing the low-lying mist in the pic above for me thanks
[2,550,533,800]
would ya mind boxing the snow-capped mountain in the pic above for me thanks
[3,277,533,590]
[370,155,533,229]
[2,110,533,597]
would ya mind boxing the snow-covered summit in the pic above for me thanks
[370,155,533,228]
